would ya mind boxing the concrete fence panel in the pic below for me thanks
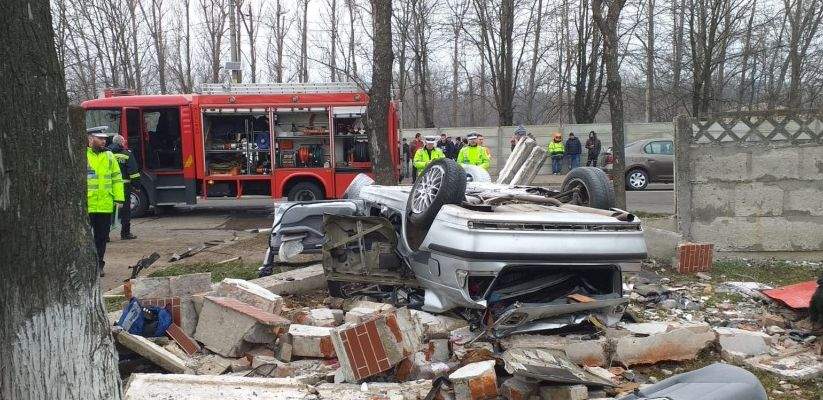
[674,110,823,256]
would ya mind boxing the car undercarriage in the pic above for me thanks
[262,160,647,337]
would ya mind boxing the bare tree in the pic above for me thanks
[784,0,823,107]
[572,0,606,123]
[447,0,471,126]
[393,0,414,102]
[240,2,263,83]
[264,0,289,83]
[299,0,310,82]
[346,0,359,79]
[524,0,545,124]
[200,0,229,83]
[139,0,169,93]
[411,0,436,127]
[367,0,395,184]
[593,0,628,209]
[1,1,121,399]
[644,0,655,122]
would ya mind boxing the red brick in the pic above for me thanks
[677,243,714,274]
[166,323,200,355]
[140,297,182,326]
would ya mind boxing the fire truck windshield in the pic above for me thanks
[85,109,121,135]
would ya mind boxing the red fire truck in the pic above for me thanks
[82,83,400,217]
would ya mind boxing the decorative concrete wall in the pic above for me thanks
[674,111,823,254]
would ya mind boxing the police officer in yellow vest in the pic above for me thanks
[87,128,125,277]
[413,135,445,176]
[457,132,490,170]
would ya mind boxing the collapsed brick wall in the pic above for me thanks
[674,111,823,254]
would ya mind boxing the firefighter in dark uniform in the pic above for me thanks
[108,135,140,240]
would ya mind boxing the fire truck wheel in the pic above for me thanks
[130,186,149,218]
[405,158,466,249]
[287,181,325,202]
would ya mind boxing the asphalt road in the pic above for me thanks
[626,183,674,214]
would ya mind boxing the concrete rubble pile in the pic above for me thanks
[114,261,822,400]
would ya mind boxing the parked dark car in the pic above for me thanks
[603,138,673,190]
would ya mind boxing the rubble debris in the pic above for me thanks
[194,354,233,375]
[509,146,548,186]
[249,264,327,295]
[496,137,536,184]
[761,280,818,309]
[293,308,345,327]
[128,252,160,279]
[539,384,588,400]
[716,281,772,298]
[745,351,823,380]
[214,278,284,314]
[289,324,336,358]
[410,309,468,339]
[166,323,200,356]
[169,244,212,262]
[617,322,670,336]
[426,339,451,363]
[715,327,771,362]
[314,380,434,400]
[500,377,539,400]
[194,296,289,357]
[675,243,713,274]
[115,330,188,373]
[448,360,498,400]
[125,276,171,299]
[501,347,613,386]
[330,311,417,382]
[614,323,715,366]
[123,374,314,400]
[342,299,396,313]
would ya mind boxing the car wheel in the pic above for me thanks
[461,164,491,183]
[287,181,325,201]
[626,168,649,191]
[562,167,615,210]
[406,158,466,247]
[131,186,149,218]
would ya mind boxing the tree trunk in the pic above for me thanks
[526,0,544,124]
[593,0,627,209]
[0,1,121,399]
[301,0,309,82]
[129,0,142,92]
[367,0,394,185]
[229,0,240,83]
[451,23,460,126]
[672,0,685,94]
[645,0,655,122]
[329,0,338,82]
[347,0,358,78]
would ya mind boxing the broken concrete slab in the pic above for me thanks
[288,324,336,358]
[293,308,344,327]
[501,377,540,400]
[126,276,171,299]
[715,327,771,362]
[426,339,451,363]
[214,278,284,314]
[168,273,213,297]
[449,360,498,400]
[614,323,715,367]
[497,137,536,184]
[194,296,290,357]
[394,307,426,355]
[539,384,588,400]
[116,330,188,373]
[410,309,469,339]
[315,380,434,400]
[123,374,315,400]
[249,264,326,295]
[342,299,396,313]
[501,347,613,386]
[745,352,823,380]
[330,313,408,382]
[618,322,671,336]
[194,354,233,375]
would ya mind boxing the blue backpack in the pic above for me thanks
[117,298,173,337]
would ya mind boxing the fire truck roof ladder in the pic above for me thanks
[197,82,364,95]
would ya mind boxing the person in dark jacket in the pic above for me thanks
[108,135,140,240]
[565,132,582,170]
[585,131,602,166]
[437,133,456,159]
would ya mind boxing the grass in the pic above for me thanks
[631,211,673,219]
[710,259,823,287]
[147,260,261,282]
[104,296,125,313]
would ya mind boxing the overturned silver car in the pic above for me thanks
[262,159,647,337]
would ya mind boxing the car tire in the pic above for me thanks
[461,164,491,183]
[406,158,466,247]
[131,186,149,218]
[626,168,649,191]
[343,173,375,199]
[562,167,615,210]
[287,181,325,201]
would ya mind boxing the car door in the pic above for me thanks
[643,141,674,181]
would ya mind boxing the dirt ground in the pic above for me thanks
[101,199,274,291]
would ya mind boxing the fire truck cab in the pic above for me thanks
[82,83,400,217]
